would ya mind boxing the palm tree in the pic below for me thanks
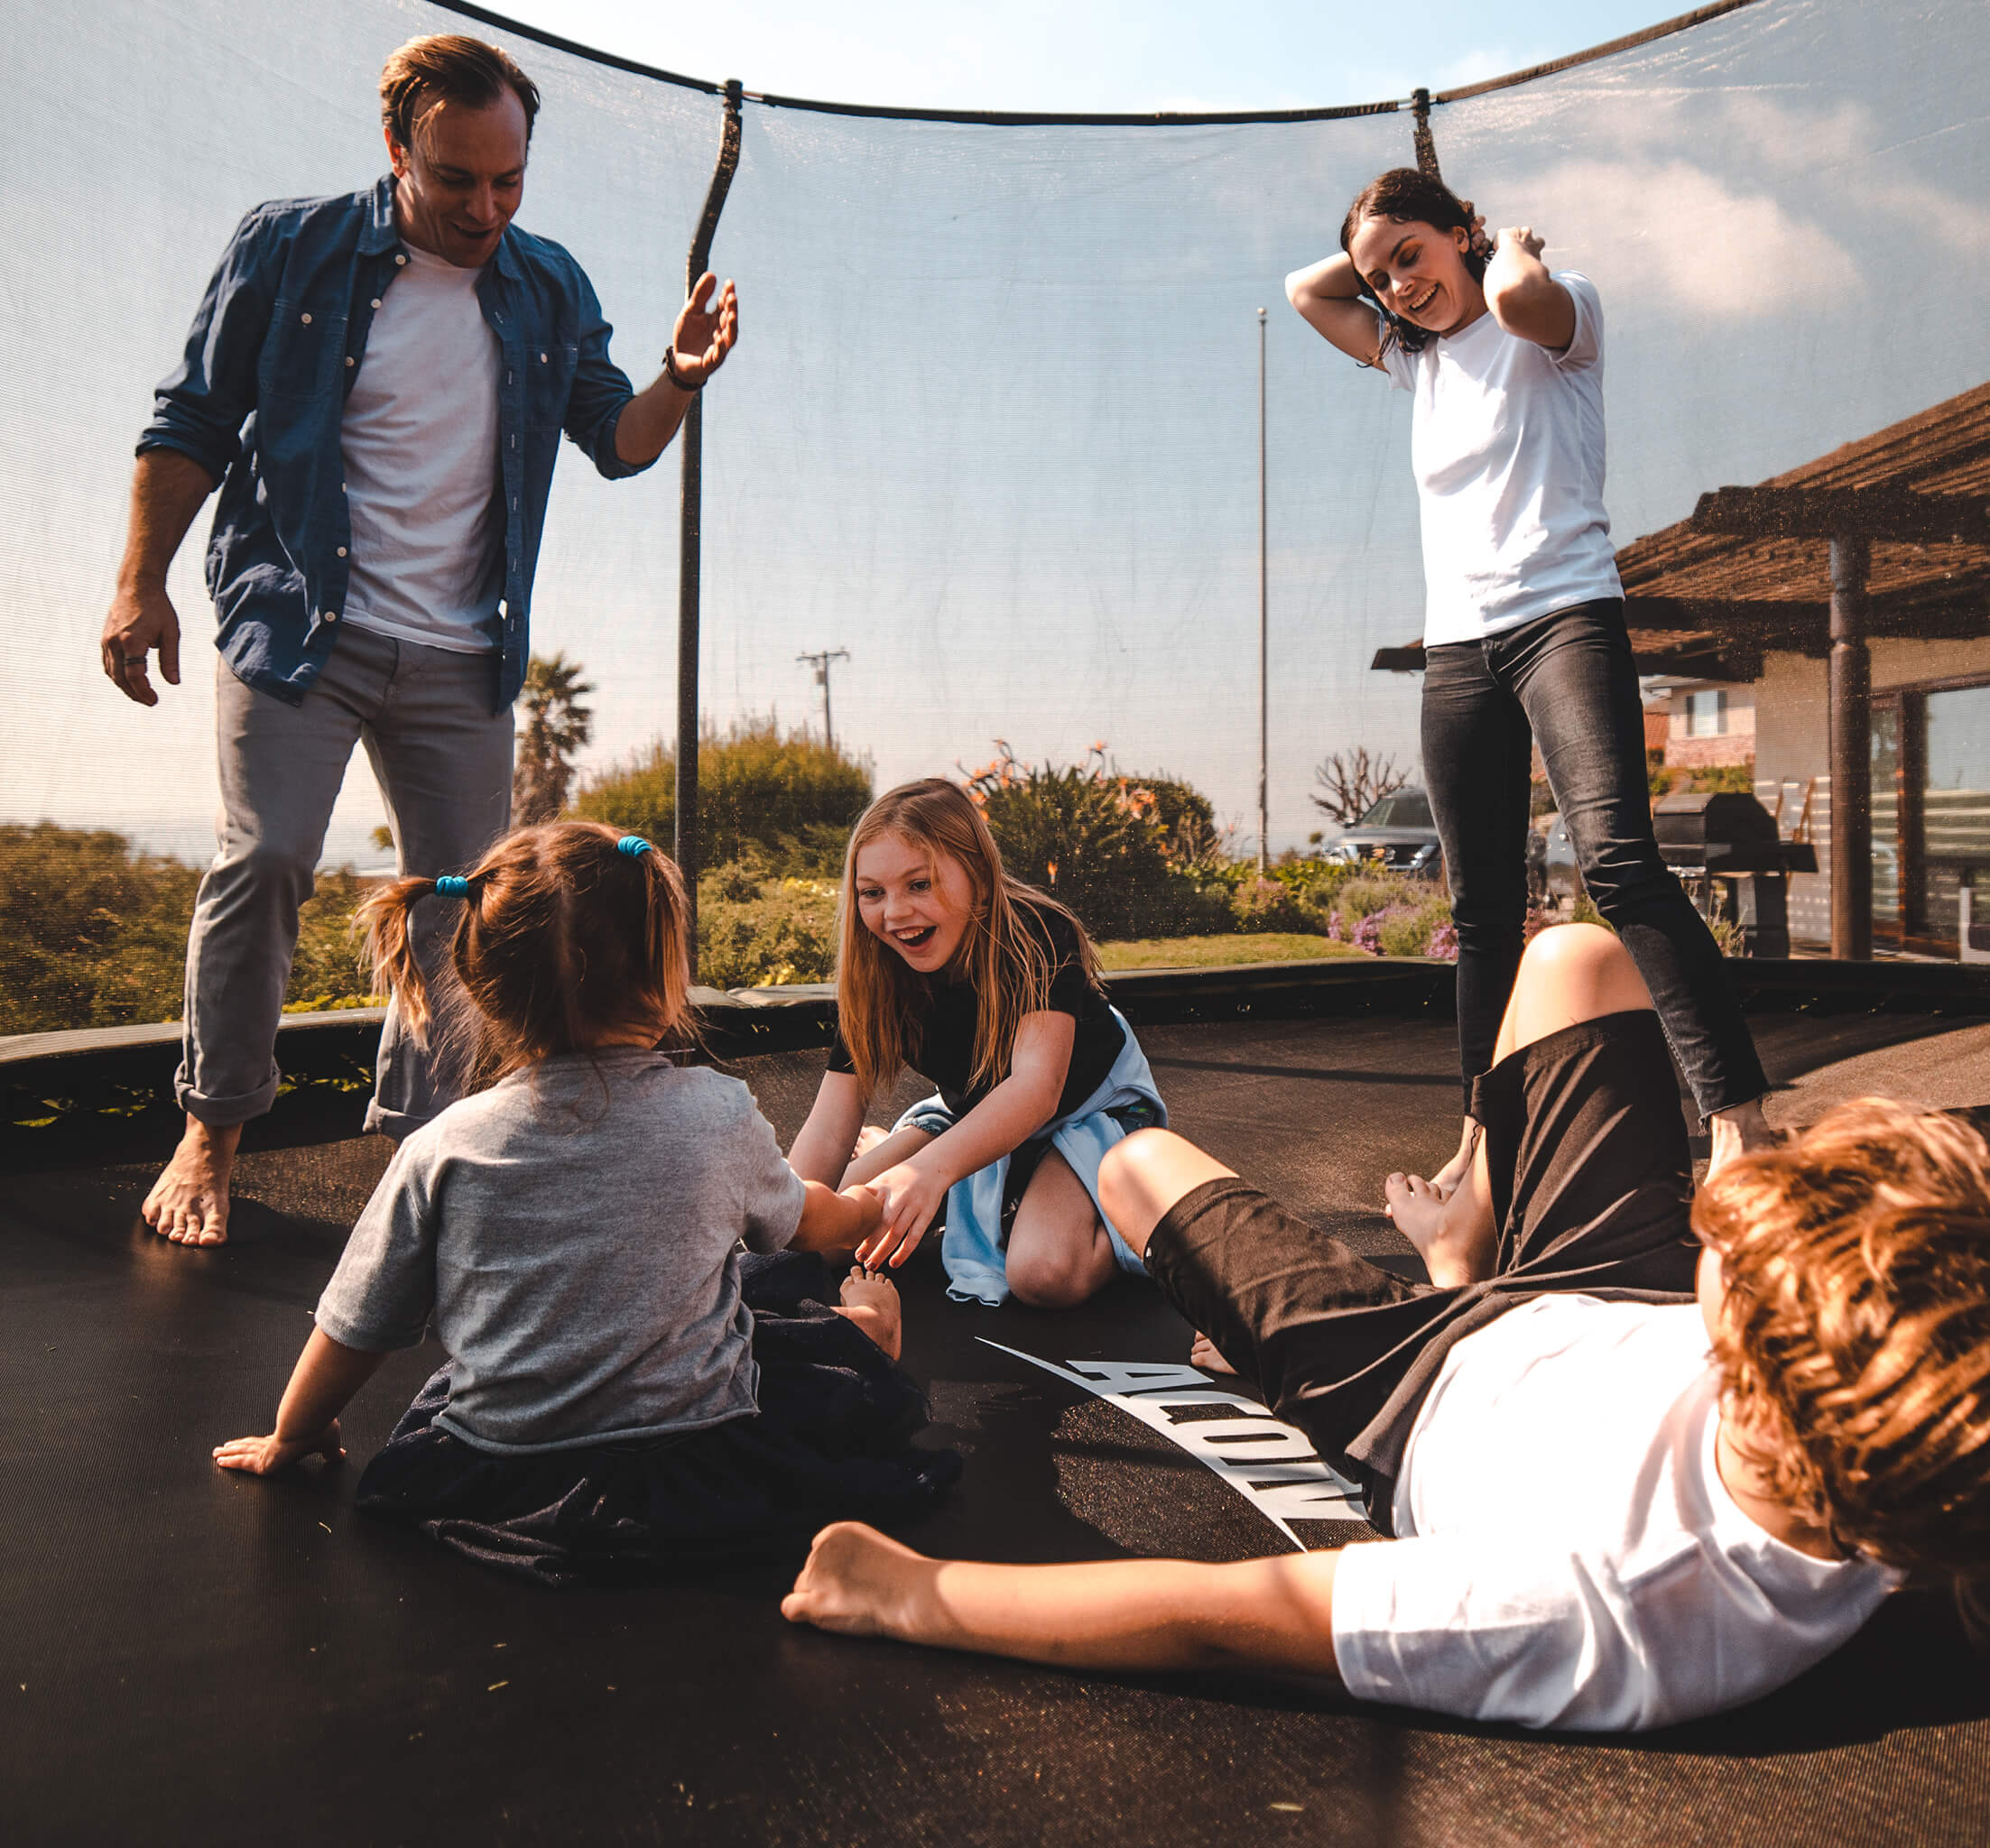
[512,652,596,826]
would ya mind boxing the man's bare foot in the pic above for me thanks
[1189,1332,1238,1376]
[1384,1170,1490,1288]
[835,1266,903,1361]
[1707,1098,1773,1179]
[1425,1116,1481,1201]
[141,1116,243,1246]
[782,1520,934,1639]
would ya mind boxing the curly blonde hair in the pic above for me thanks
[1696,1099,1990,1633]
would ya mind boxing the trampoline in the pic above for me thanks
[6,998,1989,1845]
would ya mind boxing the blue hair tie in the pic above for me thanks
[434,875,472,898]
[616,836,653,859]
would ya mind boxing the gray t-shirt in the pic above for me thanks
[316,1050,807,1455]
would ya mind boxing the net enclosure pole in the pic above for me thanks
[1828,535,1874,960]
[1257,307,1269,879]
[675,79,744,943]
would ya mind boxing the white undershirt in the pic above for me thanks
[1330,1297,1898,1732]
[1379,272,1622,647]
[340,244,503,653]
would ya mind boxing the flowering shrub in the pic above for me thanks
[697,867,839,990]
[964,744,1227,939]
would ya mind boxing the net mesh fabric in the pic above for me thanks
[5,0,1989,1024]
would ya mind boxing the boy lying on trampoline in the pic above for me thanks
[784,924,1990,1732]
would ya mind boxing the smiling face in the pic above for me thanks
[1347,213,1486,337]
[388,88,528,268]
[853,833,978,975]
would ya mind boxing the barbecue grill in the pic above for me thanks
[1652,791,1819,957]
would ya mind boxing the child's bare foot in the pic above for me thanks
[1385,1170,1490,1288]
[1707,1098,1772,1179]
[836,1266,902,1361]
[1189,1332,1238,1376]
[782,1520,934,1639]
[141,1116,243,1246]
[1425,1116,1481,1201]
[853,1124,891,1160]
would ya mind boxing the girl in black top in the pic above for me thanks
[791,779,1166,1308]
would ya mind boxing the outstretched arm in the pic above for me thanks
[789,1179,884,1254]
[783,1522,1343,1679]
[857,1011,1074,1269]
[1483,226,1576,351]
[212,1327,388,1475]
[613,273,740,465]
[1284,252,1384,367]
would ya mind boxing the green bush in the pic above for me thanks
[576,716,872,869]
[1229,877,1323,934]
[696,864,839,989]
[0,823,376,1033]
[1375,895,1456,957]
[964,745,1226,940]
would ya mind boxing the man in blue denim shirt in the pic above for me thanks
[98,35,739,1246]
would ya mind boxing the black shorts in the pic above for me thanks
[1143,1010,1698,1530]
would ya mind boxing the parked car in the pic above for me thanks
[1323,787,1443,880]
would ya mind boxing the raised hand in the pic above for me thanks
[1495,225,1546,262]
[668,273,740,387]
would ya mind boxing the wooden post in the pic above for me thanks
[1828,534,1872,959]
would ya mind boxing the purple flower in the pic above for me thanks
[1425,920,1458,962]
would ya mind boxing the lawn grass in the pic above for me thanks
[1097,932,1370,971]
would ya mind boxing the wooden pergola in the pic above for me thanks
[1616,383,1990,957]
[1373,383,1990,957]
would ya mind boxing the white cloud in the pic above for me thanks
[1532,155,1863,317]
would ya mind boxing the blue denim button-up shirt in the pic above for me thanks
[139,175,653,711]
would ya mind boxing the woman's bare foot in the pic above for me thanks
[1425,1116,1481,1201]
[835,1266,903,1361]
[1189,1332,1237,1376]
[141,1116,243,1246]
[1385,1170,1491,1288]
[1707,1098,1772,1179]
[782,1520,935,1639]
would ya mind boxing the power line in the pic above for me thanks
[797,649,851,753]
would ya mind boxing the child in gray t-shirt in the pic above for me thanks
[215,823,958,1585]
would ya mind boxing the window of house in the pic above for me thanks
[1686,689,1728,737]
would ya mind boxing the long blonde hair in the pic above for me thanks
[835,778,1099,1100]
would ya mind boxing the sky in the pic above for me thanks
[488,0,1695,118]
[7,0,1988,876]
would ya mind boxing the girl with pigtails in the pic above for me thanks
[214,821,956,1585]
[1285,168,1772,1222]
[789,778,1166,1309]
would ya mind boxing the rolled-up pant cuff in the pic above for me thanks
[173,1065,281,1127]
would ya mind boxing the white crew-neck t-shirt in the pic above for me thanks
[1377,272,1622,648]
[340,244,504,654]
[1330,1296,1899,1732]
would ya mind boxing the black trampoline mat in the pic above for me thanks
[5,1013,1988,1845]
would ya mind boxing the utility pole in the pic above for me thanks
[1257,306,1269,879]
[796,648,850,752]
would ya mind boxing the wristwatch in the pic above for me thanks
[662,348,703,392]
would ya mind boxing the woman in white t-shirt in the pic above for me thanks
[1284,166,1769,1196]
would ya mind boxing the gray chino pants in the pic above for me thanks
[176,623,514,1138]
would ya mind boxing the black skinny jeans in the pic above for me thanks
[1421,599,1767,1121]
